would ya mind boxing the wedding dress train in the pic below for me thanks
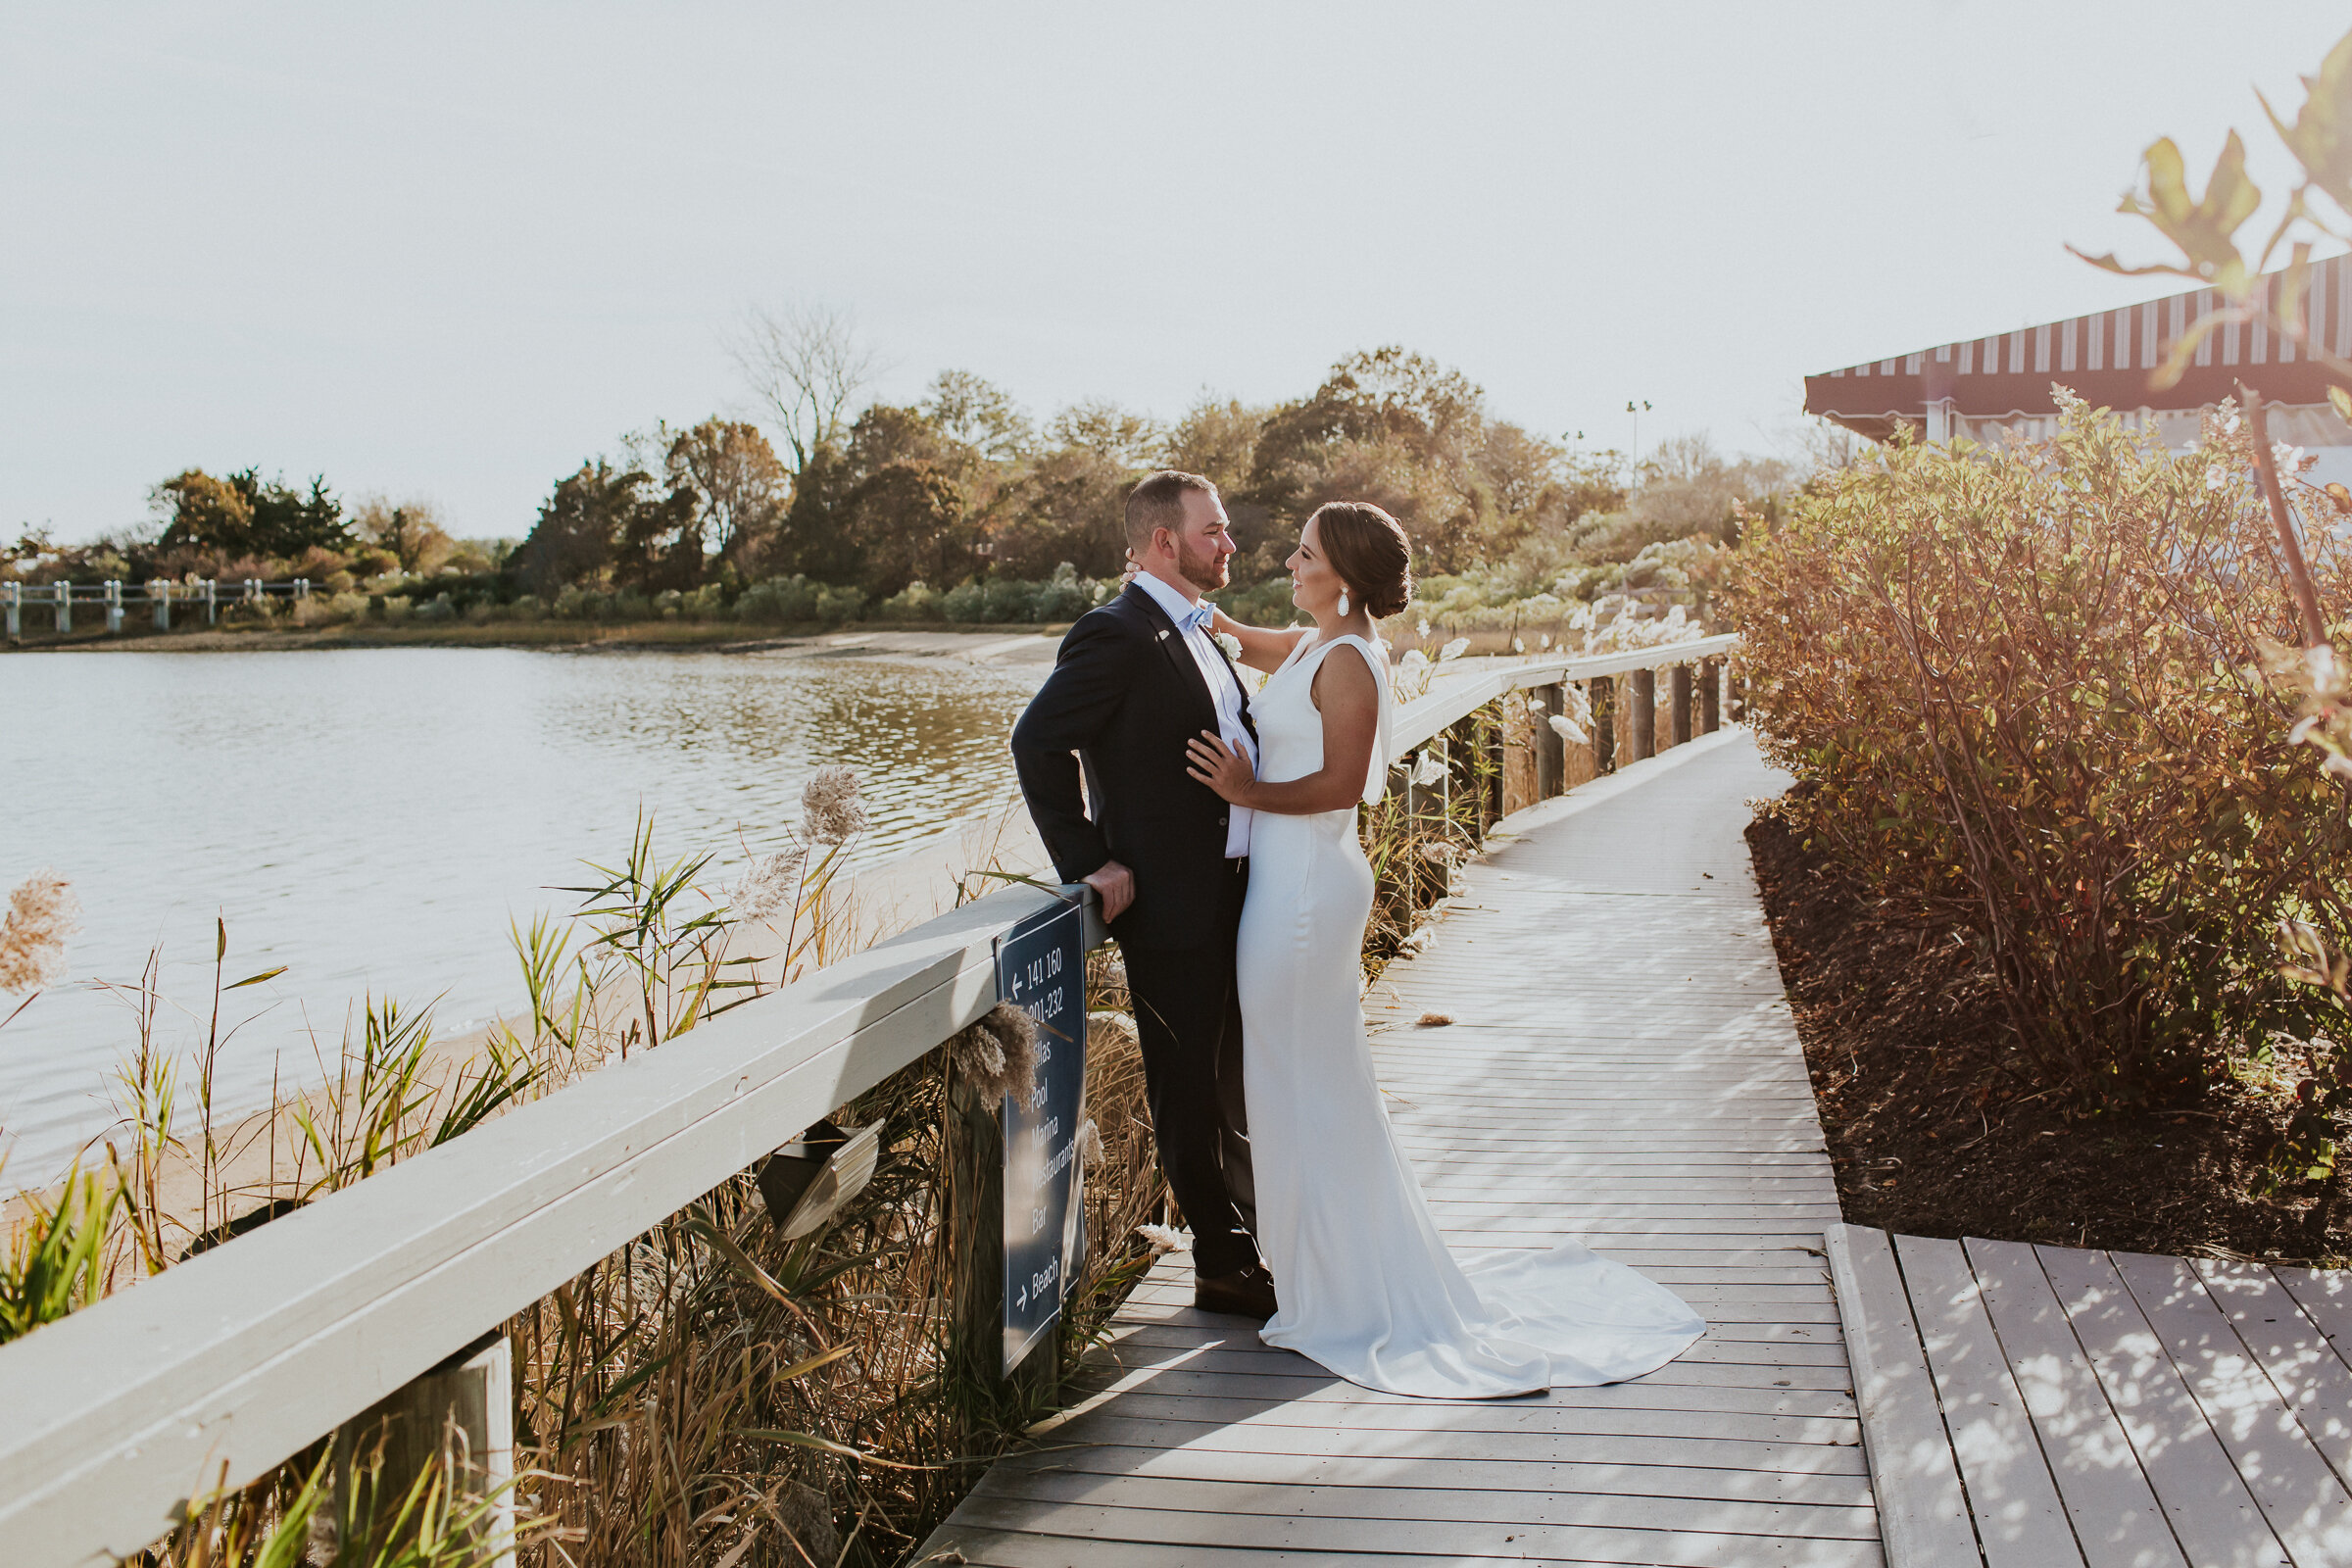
[1235,632,1706,1398]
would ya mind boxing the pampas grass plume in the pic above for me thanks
[799,765,868,845]
[0,868,78,994]
[728,847,807,920]
[952,1002,1038,1104]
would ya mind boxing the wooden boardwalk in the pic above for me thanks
[919,729,1883,1566]
[1830,1224,2352,1568]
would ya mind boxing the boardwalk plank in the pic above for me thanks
[1004,1431,1873,1495]
[1100,1319,1850,1357]
[1822,1225,1981,1568]
[1061,1365,1856,1418]
[1064,1383,1859,1446]
[1895,1235,2077,1567]
[1081,1342,1856,1393]
[944,1494,1886,1568]
[2191,1261,2352,1483]
[2270,1267,2352,1378]
[2035,1246,2288,1567]
[2109,1252,2352,1567]
[970,1467,1881,1542]
[919,1527,1590,1567]
[1962,1238,2182,1568]
[1027,1413,1872,1476]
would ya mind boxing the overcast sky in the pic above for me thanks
[5,3,2347,545]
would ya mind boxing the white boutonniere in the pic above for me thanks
[1213,630,1243,661]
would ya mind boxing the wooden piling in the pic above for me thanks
[1671,663,1692,747]
[1700,659,1721,733]
[946,1072,1058,1417]
[1631,667,1656,760]
[1445,715,1483,843]
[1591,677,1616,774]
[330,1333,514,1567]
[1535,683,1565,799]
[1481,710,1504,832]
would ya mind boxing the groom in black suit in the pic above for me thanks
[1009,470,1277,1319]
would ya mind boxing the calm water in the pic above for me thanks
[3,646,1046,1183]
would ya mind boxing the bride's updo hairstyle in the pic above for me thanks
[1311,502,1413,619]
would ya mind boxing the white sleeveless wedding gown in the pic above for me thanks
[1236,632,1706,1398]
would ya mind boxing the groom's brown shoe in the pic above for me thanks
[1194,1265,1278,1320]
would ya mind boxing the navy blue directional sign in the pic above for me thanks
[995,897,1086,1376]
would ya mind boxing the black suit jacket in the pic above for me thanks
[1010,582,1255,950]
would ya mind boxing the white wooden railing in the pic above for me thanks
[0,631,1737,1568]
[1391,633,1740,755]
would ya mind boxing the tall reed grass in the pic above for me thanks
[1,768,1169,1568]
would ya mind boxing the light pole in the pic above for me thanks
[1626,400,1651,463]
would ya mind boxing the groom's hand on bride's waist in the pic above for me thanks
[1082,859,1135,924]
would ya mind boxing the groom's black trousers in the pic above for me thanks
[1116,857,1260,1280]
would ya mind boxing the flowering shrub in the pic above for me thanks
[1734,396,2352,1104]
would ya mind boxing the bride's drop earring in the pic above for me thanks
[1338,588,1350,617]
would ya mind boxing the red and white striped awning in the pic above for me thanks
[1804,253,2352,440]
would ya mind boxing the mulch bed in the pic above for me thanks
[1746,805,2346,1266]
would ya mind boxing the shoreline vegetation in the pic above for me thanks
[3,774,1161,1567]
[8,341,1792,663]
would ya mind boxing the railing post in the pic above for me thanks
[330,1333,514,1567]
[1535,682,1565,799]
[296,578,311,601]
[945,1068,1058,1416]
[1481,710,1504,832]
[204,578,218,624]
[1591,677,1616,774]
[1700,659,1721,733]
[1671,663,1692,747]
[1444,715,1480,844]
[1400,745,1448,907]
[105,580,122,635]
[1631,667,1656,760]
[4,582,18,640]
[153,581,171,631]
[54,582,72,635]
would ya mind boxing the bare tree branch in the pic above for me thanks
[727,304,881,477]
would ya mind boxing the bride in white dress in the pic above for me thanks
[1183,501,1705,1399]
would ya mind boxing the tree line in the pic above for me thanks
[511,336,1651,605]
[7,310,1793,624]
